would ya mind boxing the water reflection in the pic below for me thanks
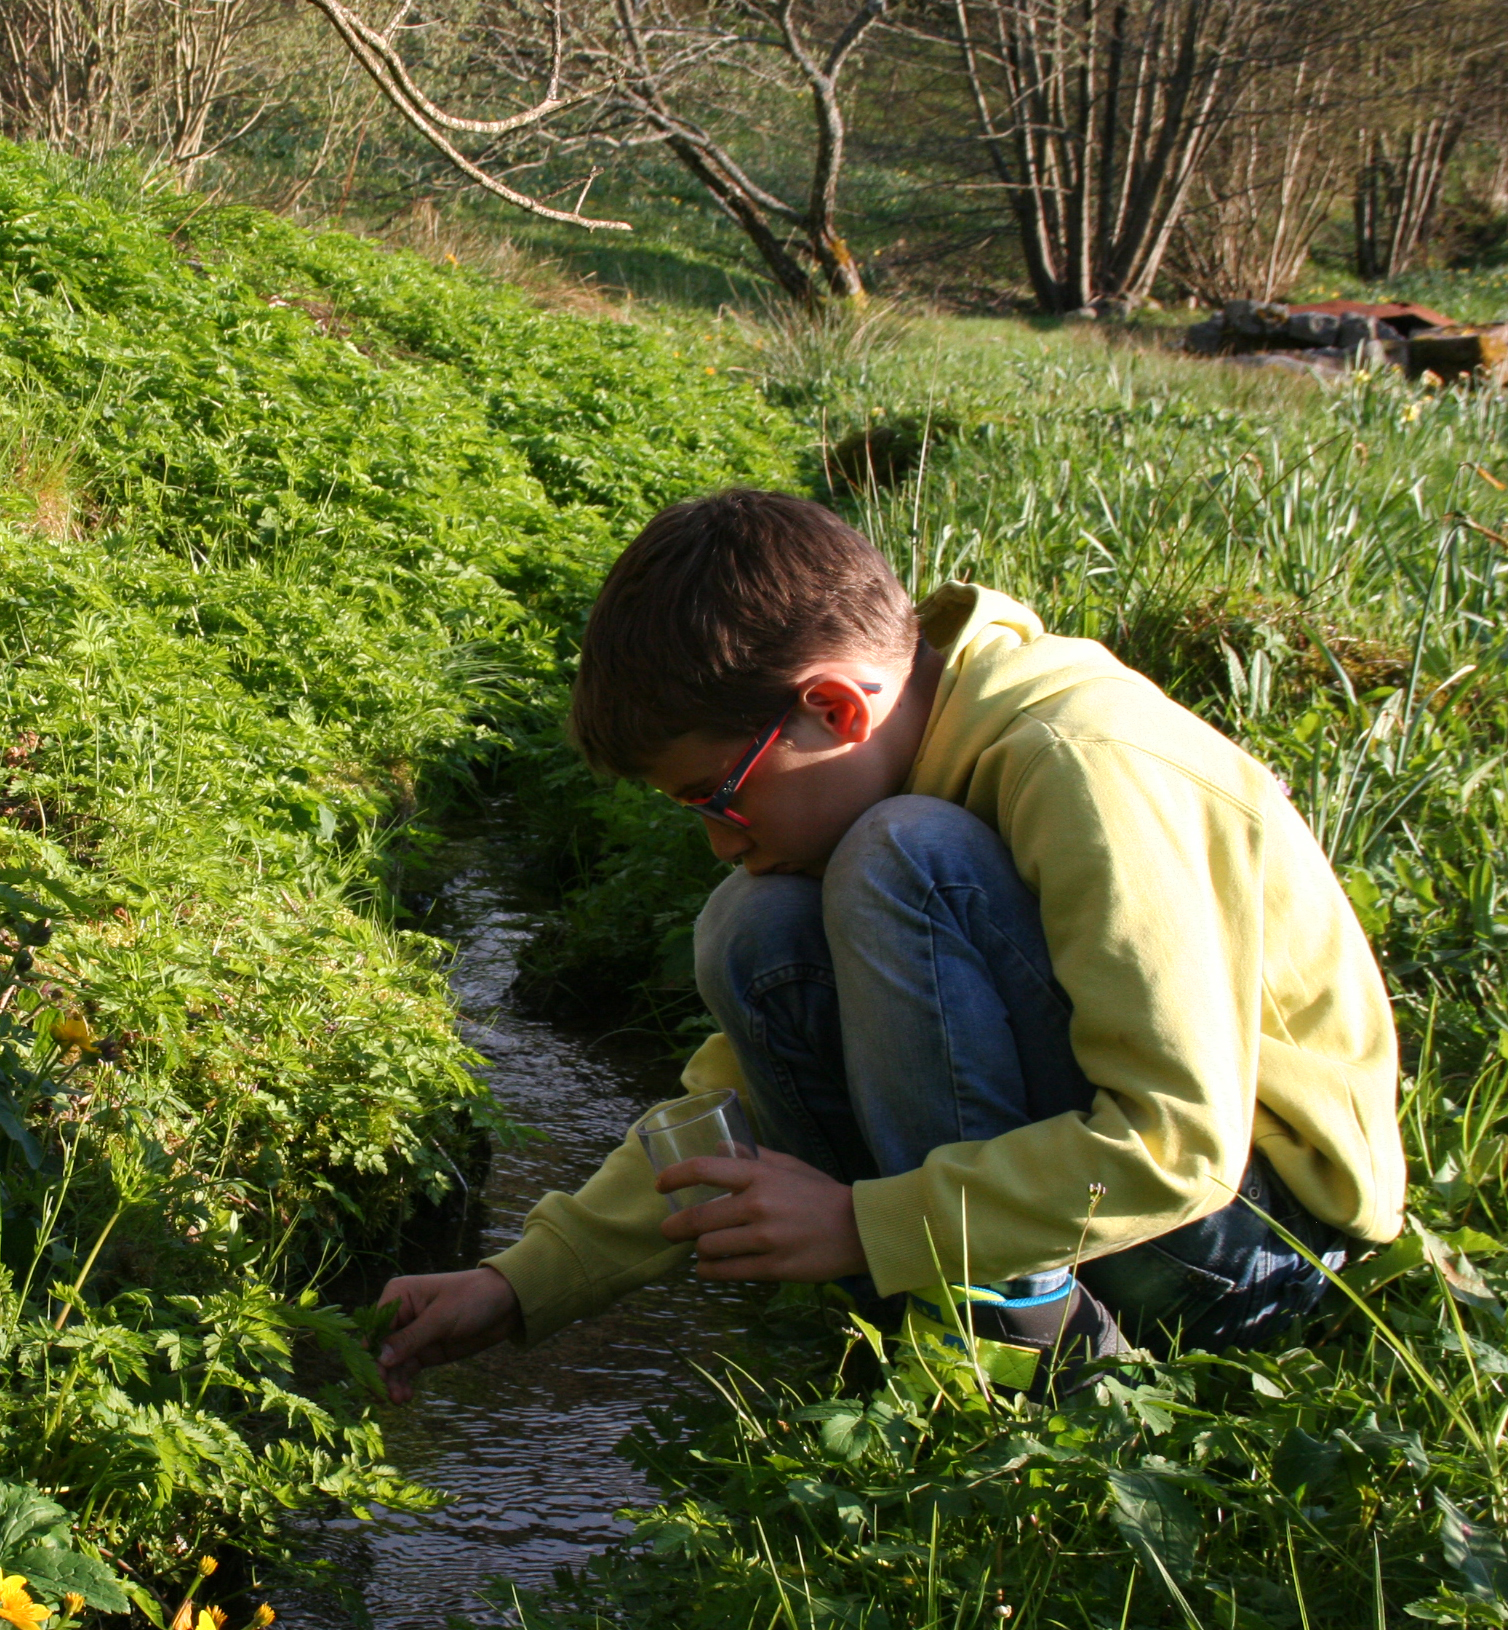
[282,831,755,1628]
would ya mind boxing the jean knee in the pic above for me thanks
[824,795,1013,903]
[694,868,828,1017]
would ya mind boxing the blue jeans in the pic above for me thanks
[694,795,1347,1354]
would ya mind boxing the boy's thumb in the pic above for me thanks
[378,1317,429,1369]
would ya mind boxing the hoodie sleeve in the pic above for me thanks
[481,1033,747,1345]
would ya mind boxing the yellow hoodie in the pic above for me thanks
[485,585,1404,1342]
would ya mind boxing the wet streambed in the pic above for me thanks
[282,826,758,1628]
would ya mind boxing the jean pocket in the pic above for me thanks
[1079,1243,1235,1353]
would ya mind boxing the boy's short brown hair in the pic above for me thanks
[571,489,917,776]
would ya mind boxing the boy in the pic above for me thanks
[375,489,1404,1403]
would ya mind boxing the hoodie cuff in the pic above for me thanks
[482,1223,693,1349]
[852,1169,943,1298]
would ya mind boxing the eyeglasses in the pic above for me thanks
[677,682,881,830]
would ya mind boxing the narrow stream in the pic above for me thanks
[282,824,759,1628]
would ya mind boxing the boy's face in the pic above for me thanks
[643,660,938,875]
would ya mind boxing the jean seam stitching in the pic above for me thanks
[745,962,837,1002]
[924,887,969,1146]
[745,991,847,1173]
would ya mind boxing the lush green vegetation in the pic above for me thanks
[0,140,794,1621]
[5,128,1508,1628]
[490,307,1508,1628]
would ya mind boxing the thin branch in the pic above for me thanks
[302,0,631,229]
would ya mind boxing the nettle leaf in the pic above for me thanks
[1437,1490,1508,1603]
[1108,1469,1201,1581]
[1441,1331,1508,1374]
[1272,1427,1344,1496]
[0,1482,71,1555]
[1421,1231,1503,1315]
[1404,1587,1508,1625]
[1352,1414,1430,1475]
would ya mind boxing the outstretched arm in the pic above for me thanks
[374,1265,521,1403]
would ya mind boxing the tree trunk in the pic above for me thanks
[946,0,1258,313]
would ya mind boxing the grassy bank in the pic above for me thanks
[0,143,794,1619]
[494,308,1508,1627]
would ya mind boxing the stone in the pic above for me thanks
[1338,313,1402,350]
[1224,299,1289,338]
[1182,318,1227,355]
[1406,325,1508,384]
[1065,306,1099,321]
[1284,311,1341,347]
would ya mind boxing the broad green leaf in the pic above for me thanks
[0,1483,71,1556]
[8,1546,129,1612]
[1437,1490,1508,1603]
[1272,1427,1342,1496]
[1108,1469,1201,1581]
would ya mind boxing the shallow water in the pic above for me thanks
[280,829,756,1628]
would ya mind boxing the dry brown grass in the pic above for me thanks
[376,196,626,319]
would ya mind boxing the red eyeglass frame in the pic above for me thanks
[679,682,882,829]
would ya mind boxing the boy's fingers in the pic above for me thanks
[696,1250,785,1282]
[652,1154,759,1196]
[660,1192,742,1242]
[749,1146,820,1174]
[378,1302,447,1369]
[693,1222,768,1259]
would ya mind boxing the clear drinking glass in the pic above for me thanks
[637,1089,759,1210]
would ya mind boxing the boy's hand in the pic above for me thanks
[373,1265,520,1404]
[657,1147,868,1282]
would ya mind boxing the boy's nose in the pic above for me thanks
[703,816,754,863]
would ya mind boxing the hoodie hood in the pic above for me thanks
[908,583,1146,802]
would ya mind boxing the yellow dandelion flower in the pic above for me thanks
[1403,401,1422,422]
[0,1573,48,1630]
[704,365,717,376]
[196,1607,228,1630]
[198,1557,219,1578]
[248,1606,275,1628]
[51,1016,94,1052]
[63,1595,85,1618]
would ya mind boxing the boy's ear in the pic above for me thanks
[796,674,879,744]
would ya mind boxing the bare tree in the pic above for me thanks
[928,0,1270,312]
[301,0,634,229]
[1350,2,1506,280]
[302,0,886,299]
[0,0,143,154]
[1354,116,1466,281]
[0,0,272,174]
[606,0,885,299]
[1168,44,1344,302]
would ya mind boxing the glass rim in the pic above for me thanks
[638,1089,739,1137]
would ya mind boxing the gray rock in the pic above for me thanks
[1183,318,1227,354]
[1225,299,1290,337]
[1284,311,1341,347]
[1065,306,1099,321]
[1337,313,1404,350]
